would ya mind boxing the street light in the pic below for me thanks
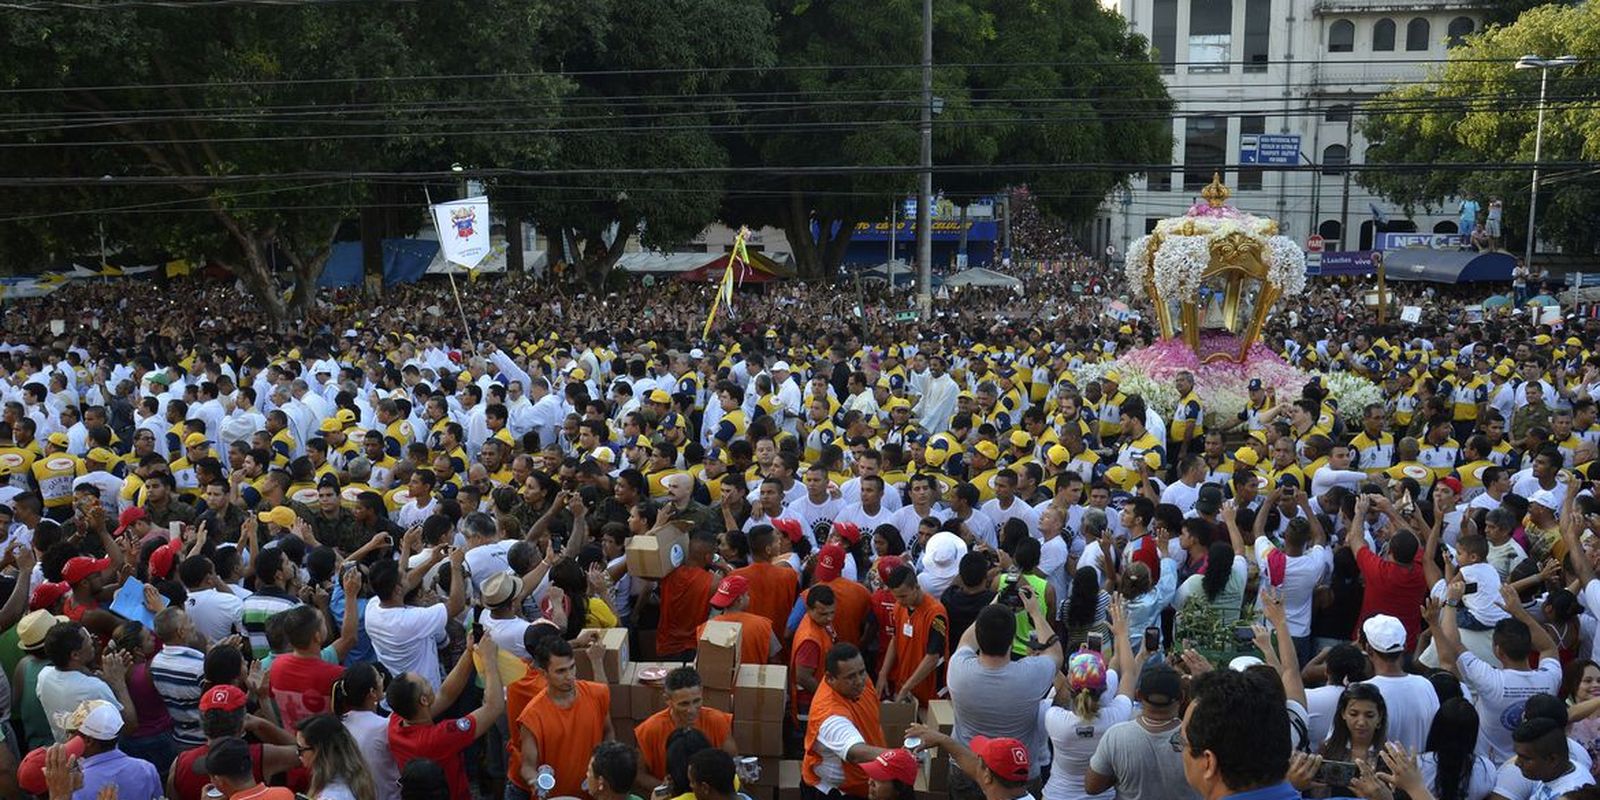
[1513,54,1580,273]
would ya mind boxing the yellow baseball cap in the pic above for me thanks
[1142,451,1162,470]
[319,418,343,433]
[257,506,297,529]
[1103,370,1122,383]
[85,448,115,465]
[570,367,588,381]
[648,389,672,404]
[1106,466,1136,489]
[335,409,358,425]
[1008,430,1032,449]
[974,441,1000,461]
[46,432,69,447]
[1233,446,1261,467]
[1046,444,1071,466]
[183,432,209,448]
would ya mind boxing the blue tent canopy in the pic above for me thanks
[318,239,442,288]
[1384,249,1515,283]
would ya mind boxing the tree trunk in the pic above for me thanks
[576,219,632,290]
[821,215,858,277]
[505,216,525,273]
[784,187,824,280]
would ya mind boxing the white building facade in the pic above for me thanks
[1091,0,1488,258]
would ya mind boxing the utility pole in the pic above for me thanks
[1515,54,1581,272]
[1000,191,1012,260]
[888,199,897,285]
[916,0,934,319]
[1339,105,1353,250]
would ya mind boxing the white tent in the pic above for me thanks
[942,267,1023,289]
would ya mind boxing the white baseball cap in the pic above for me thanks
[1530,489,1561,511]
[77,702,125,740]
[689,348,705,359]
[771,360,791,373]
[1361,614,1407,653]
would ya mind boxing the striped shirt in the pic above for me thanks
[149,645,207,747]
[241,590,302,660]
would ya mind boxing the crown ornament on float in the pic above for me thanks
[1124,173,1308,363]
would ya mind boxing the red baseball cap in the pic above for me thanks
[874,555,904,587]
[1437,476,1463,496]
[709,574,749,609]
[199,684,248,712]
[860,748,919,785]
[815,544,847,582]
[113,506,148,536]
[772,518,804,544]
[61,556,111,585]
[29,581,70,611]
[148,536,185,581]
[831,521,862,545]
[970,736,1030,782]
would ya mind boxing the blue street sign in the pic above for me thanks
[1239,134,1301,166]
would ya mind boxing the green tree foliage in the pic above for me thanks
[1359,2,1599,256]
[0,2,566,319]
[719,0,1174,279]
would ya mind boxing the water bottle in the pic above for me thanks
[535,764,557,798]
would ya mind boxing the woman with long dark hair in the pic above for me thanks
[1317,683,1389,797]
[1173,540,1246,649]
[1563,659,1600,776]
[1061,566,1110,653]
[1418,697,1495,800]
[335,662,401,800]
[110,619,177,773]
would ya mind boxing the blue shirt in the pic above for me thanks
[1226,782,1303,800]
[75,748,163,800]
[329,580,375,666]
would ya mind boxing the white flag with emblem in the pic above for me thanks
[431,197,492,269]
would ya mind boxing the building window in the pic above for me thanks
[1325,104,1352,123]
[1434,221,1459,234]
[1238,116,1266,190]
[1322,144,1348,176]
[1373,18,1395,51]
[1188,0,1233,71]
[1328,20,1355,53]
[1406,18,1430,51]
[1243,0,1270,72]
[1184,116,1229,191]
[1152,0,1178,73]
[1447,17,1474,47]
[1145,218,1162,234]
[1319,220,1343,243]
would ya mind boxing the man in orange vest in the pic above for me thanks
[511,637,613,800]
[633,666,738,790]
[697,574,780,665]
[876,564,949,705]
[805,544,872,648]
[731,524,799,636]
[791,584,837,723]
[802,643,889,800]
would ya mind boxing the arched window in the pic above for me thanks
[1319,220,1343,242]
[1447,17,1474,47]
[1325,104,1353,123]
[1322,144,1348,175]
[1406,18,1430,51]
[1372,18,1395,51]
[1328,20,1355,53]
[1434,221,1459,234]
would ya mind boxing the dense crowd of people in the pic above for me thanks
[0,261,1597,800]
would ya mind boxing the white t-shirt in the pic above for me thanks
[37,667,120,742]
[463,539,515,596]
[1159,481,1201,515]
[1416,751,1495,800]
[364,599,450,688]
[1365,673,1440,752]
[1457,650,1562,762]
[1304,684,1344,748]
[343,709,402,800]
[1491,739,1594,800]
[982,497,1040,537]
[1254,541,1330,638]
[478,610,533,660]
[1044,694,1134,800]
[811,714,866,794]
[788,495,844,546]
[185,587,245,645]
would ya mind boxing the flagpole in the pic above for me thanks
[425,188,477,353]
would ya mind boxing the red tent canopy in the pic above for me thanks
[676,252,789,283]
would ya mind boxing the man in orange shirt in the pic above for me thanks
[802,642,889,800]
[512,637,614,800]
[876,564,948,706]
[805,544,872,647]
[657,533,723,660]
[791,584,836,723]
[697,574,780,665]
[506,621,602,740]
[731,524,799,636]
[632,666,738,790]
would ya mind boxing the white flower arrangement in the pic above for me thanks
[1150,235,1210,303]
[1323,371,1384,420]
[1125,235,1153,289]
[1266,236,1308,297]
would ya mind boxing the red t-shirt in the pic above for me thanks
[1355,547,1428,649]
[388,713,477,800]
[267,653,345,731]
[173,743,267,800]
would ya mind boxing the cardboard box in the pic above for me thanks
[609,664,635,718]
[733,664,788,722]
[696,620,743,689]
[626,525,689,579]
[704,686,734,713]
[628,662,673,720]
[879,698,918,746]
[733,719,786,756]
[576,627,631,683]
[776,762,803,800]
[923,699,955,733]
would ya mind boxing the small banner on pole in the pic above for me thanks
[702,227,749,341]
[430,197,493,270]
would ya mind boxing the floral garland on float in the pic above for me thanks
[1081,175,1381,428]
